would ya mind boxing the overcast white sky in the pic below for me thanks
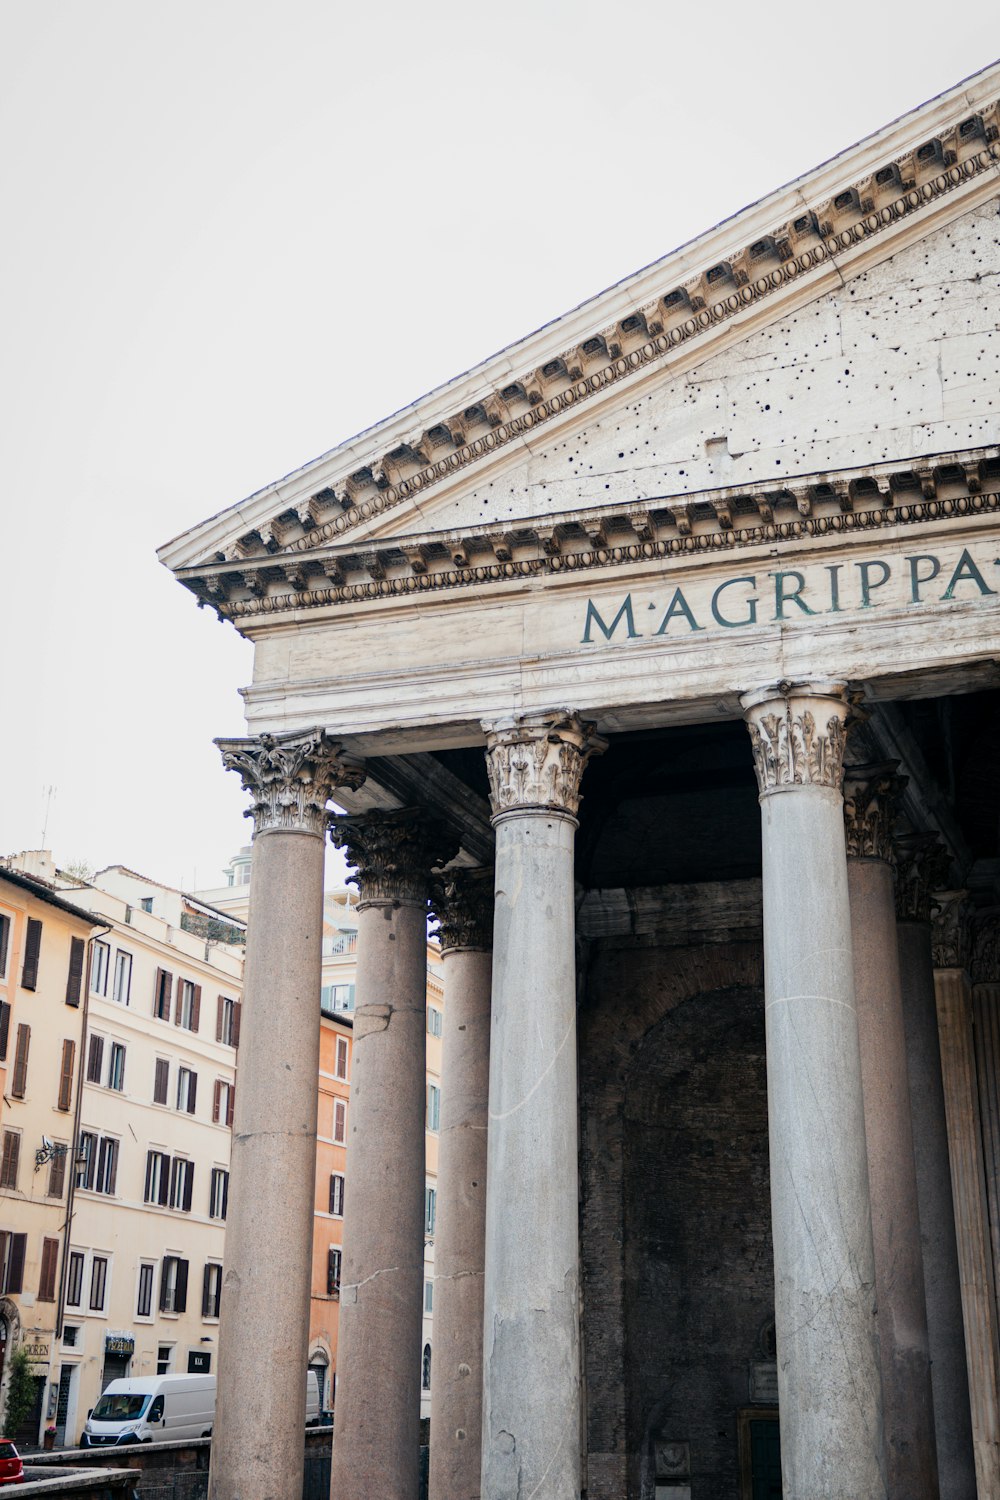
[1,2,996,890]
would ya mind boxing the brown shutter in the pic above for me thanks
[153,1058,169,1105]
[21,918,42,990]
[212,1080,221,1124]
[58,1039,76,1111]
[5,1234,25,1295]
[226,1082,235,1128]
[216,995,224,1042]
[0,1133,19,1189]
[65,937,85,1007]
[86,1034,104,1084]
[0,1001,9,1061]
[0,916,8,977]
[38,1238,59,1301]
[174,980,185,1027]
[154,969,172,1022]
[11,1024,30,1098]
[107,1139,118,1195]
[188,1072,198,1115]
[190,985,201,1033]
[231,1001,242,1048]
[48,1150,66,1200]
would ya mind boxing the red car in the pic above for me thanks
[0,1442,23,1485]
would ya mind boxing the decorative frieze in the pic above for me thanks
[741,681,852,796]
[893,832,951,923]
[483,712,607,822]
[216,729,365,838]
[932,890,974,970]
[330,807,458,909]
[843,763,905,861]
[429,866,495,953]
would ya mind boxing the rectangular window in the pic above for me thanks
[0,913,9,979]
[175,980,201,1033]
[86,1033,104,1085]
[202,1262,222,1319]
[89,1254,108,1311]
[329,1173,345,1217]
[0,1001,8,1061]
[62,1325,79,1348]
[38,1238,59,1302]
[107,1042,126,1092]
[321,983,356,1016]
[47,1148,67,1201]
[153,1057,169,1105]
[78,1131,96,1191]
[136,1262,155,1320]
[112,950,132,1006]
[212,1079,234,1126]
[65,936,85,1007]
[140,897,153,914]
[327,1247,341,1297]
[216,995,241,1047]
[427,1006,443,1037]
[424,1186,436,1235]
[0,1233,26,1296]
[156,1345,172,1375]
[334,1036,349,1080]
[153,968,173,1022]
[94,1138,119,1196]
[425,1279,433,1314]
[177,1068,197,1116]
[0,1131,20,1191]
[333,1099,347,1145]
[159,1256,188,1314]
[426,1083,441,1133]
[57,1039,75,1112]
[90,940,109,997]
[11,1023,30,1099]
[144,1150,170,1207]
[21,918,42,990]
[65,1251,84,1308]
[169,1158,194,1213]
[209,1167,229,1221]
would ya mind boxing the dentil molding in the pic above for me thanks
[217,729,365,838]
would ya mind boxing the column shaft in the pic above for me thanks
[428,938,492,1500]
[897,918,976,1500]
[744,684,886,1500]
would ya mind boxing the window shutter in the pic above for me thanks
[231,1002,242,1048]
[58,1039,75,1111]
[65,937,85,1007]
[183,1161,193,1213]
[38,1238,59,1301]
[190,986,201,1033]
[216,995,224,1042]
[158,1155,169,1208]
[107,1139,118,1195]
[159,1261,170,1312]
[175,981,184,1027]
[0,916,8,976]
[226,1083,235,1128]
[221,1172,229,1220]
[188,1073,198,1116]
[11,1024,30,1098]
[202,1263,212,1318]
[0,1133,19,1189]
[327,1248,339,1296]
[153,1058,169,1105]
[48,1150,66,1200]
[21,918,42,990]
[175,1258,188,1313]
[5,1234,26,1296]
[144,1151,154,1202]
[86,1034,104,1084]
[212,1080,221,1124]
[329,1175,337,1214]
[154,969,172,1022]
[0,1001,8,1061]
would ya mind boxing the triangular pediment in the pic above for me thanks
[160,63,1000,620]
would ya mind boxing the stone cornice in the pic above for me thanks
[180,449,1000,620]
[217,729,366,838]
[161,75,1000,581]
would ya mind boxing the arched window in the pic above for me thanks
[421,1342,432,1391]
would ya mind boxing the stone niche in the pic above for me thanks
[580,935,773,1500]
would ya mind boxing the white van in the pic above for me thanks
[80,1370,321,1447]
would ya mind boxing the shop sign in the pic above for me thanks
[104,1332,134,1357]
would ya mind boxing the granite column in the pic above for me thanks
[480,711,605,1500]
[211,730,365,1500]
[843,767,937,1498]
[428,868,494,1500]
[328,809,455,1500]
[895,834,976,1500]
[742,682,886,1500]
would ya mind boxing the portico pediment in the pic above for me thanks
[161,63,1000,628]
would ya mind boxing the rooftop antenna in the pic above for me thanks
[40,785,56,848]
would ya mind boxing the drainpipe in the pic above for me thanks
[55,922,111,1341]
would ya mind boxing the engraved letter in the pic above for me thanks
[942,548,997,599]
[581,594,640,644]
[856,558,891,607]
[907,554,940,603]
[711,575,758,628]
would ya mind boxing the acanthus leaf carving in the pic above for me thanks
[482,712,607,821]
[843,763,906,862]
[932,889,973,970]
[741,682,852,795]
[429,865,495,953]
[330,807,458,909]
[893,832,951,923]
[216,729,365,838]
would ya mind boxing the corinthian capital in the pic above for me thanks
[843,763,906,862]
[482,711,607,822]
[429,866,494,953]
[894,832,951,923]
[217,729,365,838]
[932,890,973,970]
[330,808,458,910]
[741,680,852,796]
